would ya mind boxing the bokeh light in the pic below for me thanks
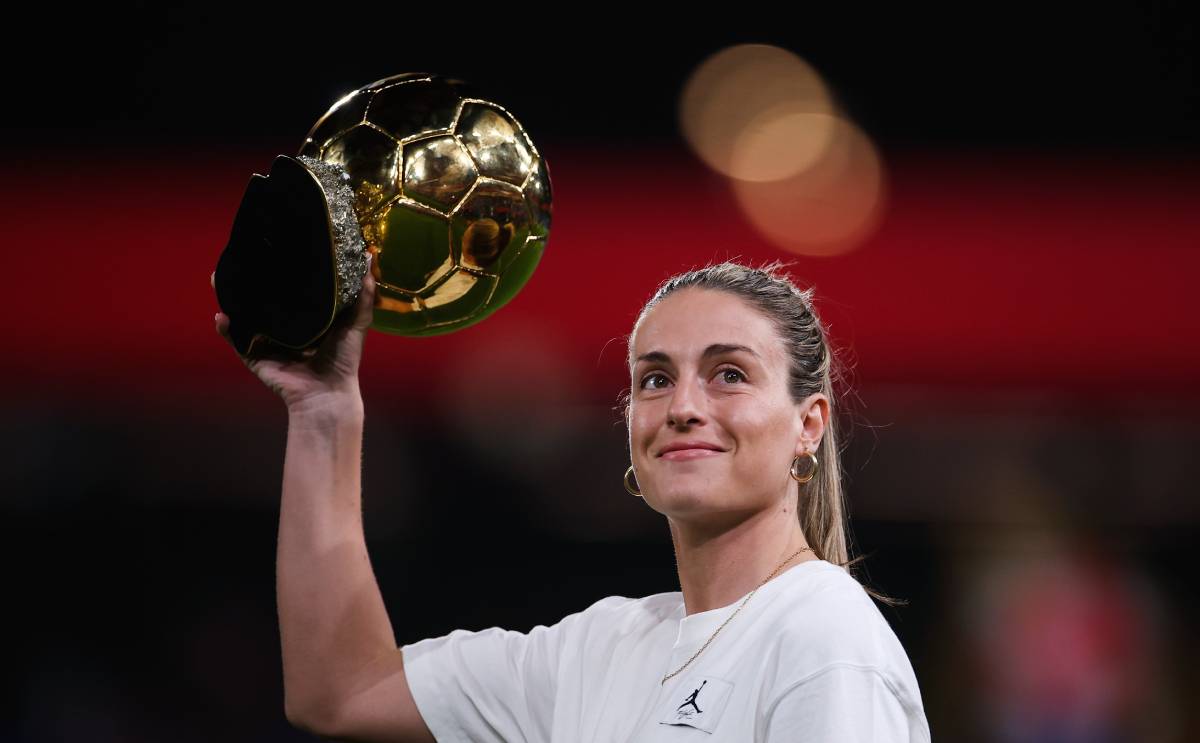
[731,114,885,256]
[679,44,886,256]
[729,106,840,182]
[679,44,833,181]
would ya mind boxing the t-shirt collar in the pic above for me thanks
[673,559,828,649]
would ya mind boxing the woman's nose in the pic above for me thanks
[667,375,705,428]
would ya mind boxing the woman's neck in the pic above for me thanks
[669,499,815,616]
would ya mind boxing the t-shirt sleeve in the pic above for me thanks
[400,614,576,743]
[763,663,931,743]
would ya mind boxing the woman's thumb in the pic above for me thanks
[351,253,377,331]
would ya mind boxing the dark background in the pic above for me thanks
[4,3,1198,741]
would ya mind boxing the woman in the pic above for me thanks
[213,259,930,742]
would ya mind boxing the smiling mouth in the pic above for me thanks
[659,448,724,461]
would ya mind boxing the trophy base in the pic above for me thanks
[214,156,364,358]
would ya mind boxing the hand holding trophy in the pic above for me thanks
[213,263,377,410]
[213,73,553,382]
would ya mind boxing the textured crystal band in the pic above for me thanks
[297,155,368,310]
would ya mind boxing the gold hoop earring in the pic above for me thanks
[790,453,818,484]
[623,465,643,497]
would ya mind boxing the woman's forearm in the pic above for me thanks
[276,391,397,730]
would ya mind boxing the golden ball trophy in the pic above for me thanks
[214,73,553,356]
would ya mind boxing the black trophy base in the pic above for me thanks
[214,156,341,358]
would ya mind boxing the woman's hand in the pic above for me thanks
[212,256,377,411]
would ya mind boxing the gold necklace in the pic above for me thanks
[661,546,814,685]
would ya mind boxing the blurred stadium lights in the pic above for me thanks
[732,115,885,256]
[679,43,886,257]
[679,44,835,180]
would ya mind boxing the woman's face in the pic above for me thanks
[627,288,820,525]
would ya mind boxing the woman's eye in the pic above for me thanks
[718,368,746,384]
[641,373,669,390]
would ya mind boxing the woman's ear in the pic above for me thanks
[616,387,632,430]
[795,393,829,454]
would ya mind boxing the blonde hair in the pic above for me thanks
[620,260,900,605]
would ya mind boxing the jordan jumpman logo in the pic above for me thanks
[677,679,707,714]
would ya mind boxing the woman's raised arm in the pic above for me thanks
[213,263,434,742]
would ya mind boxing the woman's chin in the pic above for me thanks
[649,485,746,521]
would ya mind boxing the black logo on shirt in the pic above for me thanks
[676,679,707,718]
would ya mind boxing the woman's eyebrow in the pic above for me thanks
[635,343,760,365]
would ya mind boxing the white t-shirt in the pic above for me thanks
[401,559,930,742]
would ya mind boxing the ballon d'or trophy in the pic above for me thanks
[214,73,553,356]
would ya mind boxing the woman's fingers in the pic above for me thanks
[212,273,231,344]
[353,273,376,329]
[215,312,236,349]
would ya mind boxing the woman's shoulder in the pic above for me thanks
[768,560,915,676]
[760,561,928,733]
[780,559,887,615]
[570,590,683,631]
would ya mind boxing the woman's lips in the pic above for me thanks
[660,448,723,461]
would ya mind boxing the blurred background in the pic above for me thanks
[3,3,1198,741]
